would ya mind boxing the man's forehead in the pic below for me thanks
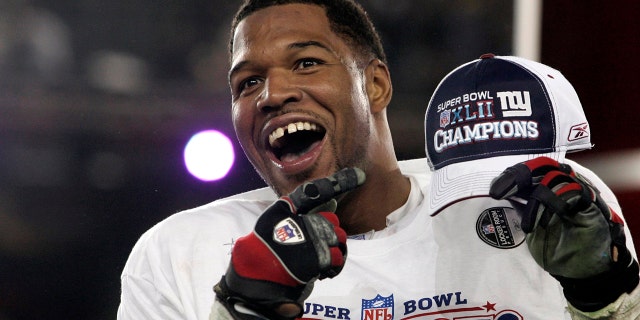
[231,4,339,56]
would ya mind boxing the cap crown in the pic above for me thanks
[425,55,591,170]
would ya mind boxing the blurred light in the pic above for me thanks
[577,149,640,191]
[86,50,149,94]
[184,130,235,181]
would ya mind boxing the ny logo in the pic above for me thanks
[496,91,532,117]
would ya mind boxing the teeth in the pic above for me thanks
[268,121,320,146]
[270,127,285,145]
[288,123,297,134]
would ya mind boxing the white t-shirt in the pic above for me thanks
[118,158,639,320]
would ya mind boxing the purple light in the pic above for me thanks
[184,130,235,181]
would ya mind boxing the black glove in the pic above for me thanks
[490,156,639,311]
[214,168,365,320]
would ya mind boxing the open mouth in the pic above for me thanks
[268,121,326,162]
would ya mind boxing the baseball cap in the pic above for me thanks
[425,54,592,214]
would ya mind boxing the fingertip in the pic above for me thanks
[334,226,347,244]
[489,173,514,199]
[319,211,340,226]
[352,167,366,186]
[275,303,303,318]
[329,247,345,267]
[525,156,559,173]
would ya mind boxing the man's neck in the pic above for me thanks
[336,167,411,235]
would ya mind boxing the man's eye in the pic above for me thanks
[295,58,323,70]
[239,77,262,91]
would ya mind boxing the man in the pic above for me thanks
[118,1,639,319]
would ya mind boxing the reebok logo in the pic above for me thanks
[568,123,589,141]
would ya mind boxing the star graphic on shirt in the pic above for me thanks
[483,301,496,312]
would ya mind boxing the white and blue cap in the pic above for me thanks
[425,54,592,214]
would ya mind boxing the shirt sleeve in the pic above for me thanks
[117,228,192,320]
[118,271,186,319]
[209,300,235,320]
[567,285,640,320]
[116,200,264,320]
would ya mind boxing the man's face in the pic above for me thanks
[229,4,373,196]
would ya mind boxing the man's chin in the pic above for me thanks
[271,171,315,197]
[268,164,339,197]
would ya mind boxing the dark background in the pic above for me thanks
[0,1,638,319]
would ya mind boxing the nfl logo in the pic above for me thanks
[273,218,305,244]
[275,225,294,242]
[361,294,394,320]
[482,224,495,234]
[439,110,451,128]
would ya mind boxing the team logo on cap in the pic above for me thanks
[476,207,525,249]
[497,91,532,117]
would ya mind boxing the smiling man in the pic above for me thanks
[227,2,409,235]
[118,1,640,320]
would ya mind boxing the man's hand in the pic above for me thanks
[490,156,639,311]
[214,168,366,320]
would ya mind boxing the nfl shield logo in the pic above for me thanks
[275,225,295,242]
[273,218,305,244]
[439,110,451,128]
[482,224,495,234]
[361,294,394,320]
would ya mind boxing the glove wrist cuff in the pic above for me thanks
[554,253,639,312]
[214,268,307,320]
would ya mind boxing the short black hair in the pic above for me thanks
[229,0,387,65]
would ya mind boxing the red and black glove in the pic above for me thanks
[490,156,639,311]
[214,168,365,320]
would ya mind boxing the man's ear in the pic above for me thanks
[365,59,393,114]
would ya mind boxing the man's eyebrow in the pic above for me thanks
[228,41,335,81]
[288,40,333,53]
[229,60,248,83]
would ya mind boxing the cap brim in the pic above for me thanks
[427,152,565,215]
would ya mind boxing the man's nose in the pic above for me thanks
[256,71,302,112]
